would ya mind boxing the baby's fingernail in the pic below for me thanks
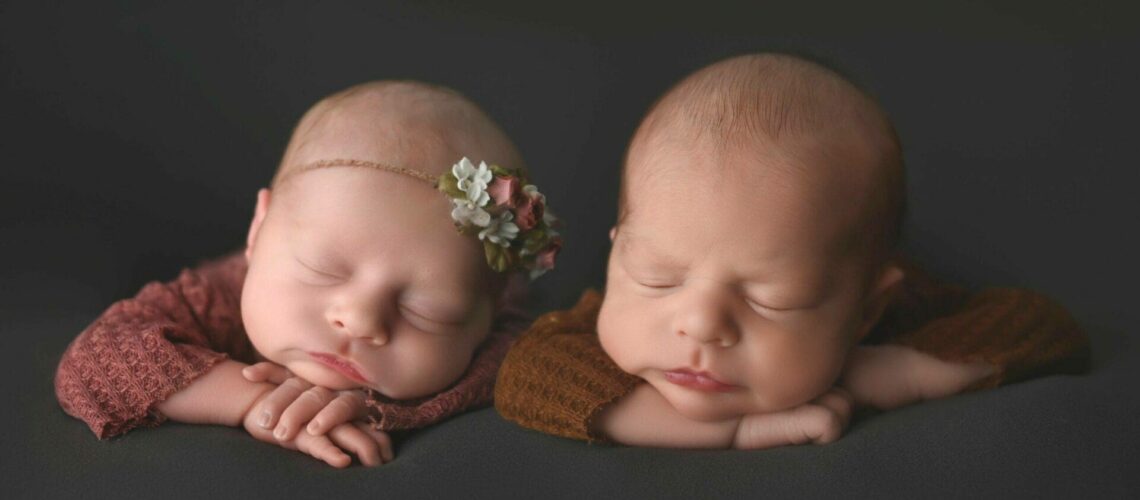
[258,411,271,428]
[307,421,320,434]
[274,426,287,439]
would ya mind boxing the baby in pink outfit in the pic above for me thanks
[55,81,561,467]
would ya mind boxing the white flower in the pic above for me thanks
[542,209,558,228]
[478,211,519,247]
[451,199,492,228]
[452,157,492,207]
[522,184,545,202]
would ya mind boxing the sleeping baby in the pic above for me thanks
[55,80,562,466]
[495,54,1086,448]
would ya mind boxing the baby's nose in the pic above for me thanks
[329,303,391,346]
[676,294,740,347]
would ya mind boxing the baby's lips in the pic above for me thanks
[663,368,738,392]
[308,352,373,384]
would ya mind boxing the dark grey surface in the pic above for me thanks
[4,1,1138,498]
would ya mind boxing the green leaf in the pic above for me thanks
[489,164,512,178]
[483,240,515,273]
[437,172,464,199]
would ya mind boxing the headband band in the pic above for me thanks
[294,157,562,279]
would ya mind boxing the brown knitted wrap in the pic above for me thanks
[495,290,642,442]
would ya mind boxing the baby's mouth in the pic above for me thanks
[308,352,372,384]
[663,368,738,392]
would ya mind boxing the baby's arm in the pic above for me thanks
[54,254,249,438]
[841,345,994,409]
[495,291,644,442]
[844,262,1089,410]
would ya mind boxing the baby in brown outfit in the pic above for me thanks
[495,54,1086,448]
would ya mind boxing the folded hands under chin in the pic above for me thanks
[240,361,393,468]
[595,383,854,450]
[731,387,854,449]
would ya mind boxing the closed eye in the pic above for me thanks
[295,258,345,282]
[399,304,465,331]
[746,298,797,313]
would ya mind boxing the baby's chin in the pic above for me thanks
[287,363,365,392]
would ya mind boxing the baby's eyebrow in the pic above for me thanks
[617,232,686,270]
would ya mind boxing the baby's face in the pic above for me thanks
[598,145,875,421]
[241,168,496,399]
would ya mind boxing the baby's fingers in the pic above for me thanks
[307,392,367,436]
[327,423,393,467]
[242,362,293,384]
[812,387,854,428]
[295,432,351,469]
[253,377,313,431]
[275,385,336,441]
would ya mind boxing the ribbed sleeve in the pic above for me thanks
[885,287,1088,390]
[870,261,1088,390]
[494,290,642,442]
[53,253,251,438]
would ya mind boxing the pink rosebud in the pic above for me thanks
[513,192,545,231]
[487,175,521,208]
[535,237,562,270]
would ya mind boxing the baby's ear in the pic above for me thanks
[854,262,905,342]
[244,188,271,260]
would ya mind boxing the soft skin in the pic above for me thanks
[591,54,993,449]
[242,168,496,400]
[156,81,524,466]
[594,142,991,448]
[598,143,900,424]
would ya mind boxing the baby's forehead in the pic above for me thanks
[273,169,487,272]
[275,81,525,187]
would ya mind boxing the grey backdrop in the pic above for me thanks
[4,0,1138,498]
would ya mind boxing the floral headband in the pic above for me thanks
[293,158,562,279]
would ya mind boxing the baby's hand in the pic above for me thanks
[840,345,995,410]
[242,362,370,439]
[241,362,392,467]
[732,387,853,450]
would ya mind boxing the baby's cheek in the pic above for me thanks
[389,337,476,399]
[597,295,654,375]
[764,336,848,408]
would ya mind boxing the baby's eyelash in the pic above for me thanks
[296,258,344,280]
[746,299,796,313]
[399,305,465,331]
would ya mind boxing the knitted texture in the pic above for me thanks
[494,267,1089,442]
[869,261,1089,390]
[495,291,642,442]
[54,252,527,439]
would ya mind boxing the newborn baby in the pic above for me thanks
[495,54,1086,448]
[55,81,561,466]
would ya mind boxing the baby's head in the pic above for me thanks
[241,81,530,399]
[598,54,906,421]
